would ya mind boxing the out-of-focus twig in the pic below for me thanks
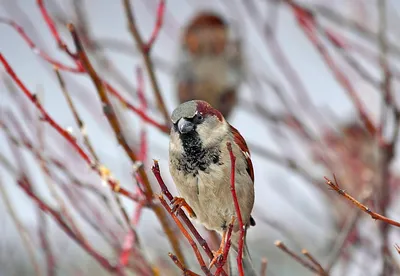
[0,54,141,202]
[55,68,99,161]
[377,1,400,274]
[310,3,400,57]
[0,176,42,276]
[260,258,268,276]
[286,2,376,136]
[1,15,169,133]
[67,22,184,266]
[395,244,400,255]
[325,190,371,272]
[38,211,56,276]
[301,249,327,276]
[122,0,170,125]
[1,131,123,274]
[0,18,83,72]
[275,241,322,275]
[54,69,130,234]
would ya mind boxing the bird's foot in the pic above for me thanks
[209,246,225,269]
[171,197,196,218]
[209,229,228,269]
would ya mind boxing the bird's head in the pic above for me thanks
[170,100,229,149]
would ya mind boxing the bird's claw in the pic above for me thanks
[209,248,224,269]
[171,197,196,218]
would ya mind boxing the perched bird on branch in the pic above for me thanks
[313,122,381,244]
[174,12,245,119]
[168,100,256,275]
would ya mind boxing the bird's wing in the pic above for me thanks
[229,124,254,183]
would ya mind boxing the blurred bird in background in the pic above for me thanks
[313,122,400,246]
[174,11,245,119]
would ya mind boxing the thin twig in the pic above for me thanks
[38,212,56,276]
[286,2,376,136]
[55,68,99,161]
[0,176,42,276]
[275,241,319,274]
[0,18,82,72]
[54,68,131,237]
[67,22,184,265]
[325,191,371,271]
[395,244,400,255]
[260,258,268,276]
[0,54,140,201]
[324,176,400,228]
[2,132,123,274]
[168,253,200,276]
[301,249,328,276]
[158,195,212,276]
[377,1,398,274]
[3,12,168,133]
[122,0,170,125]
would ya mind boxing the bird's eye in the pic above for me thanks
[193,113,204,124]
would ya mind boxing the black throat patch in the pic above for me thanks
[177,131,221,177]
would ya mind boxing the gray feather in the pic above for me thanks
[171,100,198,124]
[228,237,257,276]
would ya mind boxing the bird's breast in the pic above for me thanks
[174,160,232,231]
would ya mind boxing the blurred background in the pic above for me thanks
[1,0,400,275]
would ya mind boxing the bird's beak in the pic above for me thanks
[177,118,194,134]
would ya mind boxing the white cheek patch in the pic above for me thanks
[197,119,229,148]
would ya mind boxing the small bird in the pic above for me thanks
[175,12,245,119]
[168,100,256,275]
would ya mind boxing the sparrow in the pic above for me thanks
[174,12,245,119]
[313,122,381,246]
[168,100,256,275]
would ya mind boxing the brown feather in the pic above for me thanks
[229,124,254,183]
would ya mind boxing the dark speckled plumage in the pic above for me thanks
[177,131,222,177]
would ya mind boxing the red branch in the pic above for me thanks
[38,212,56,276]
[158,195,212,276]
[288,2,376,136]
[0,54,90,164]
[226,142,245,276]
[118,69,149,268]
[324,176,400,228]
[37,0,73,55]
[1,3,169,134]
[137,67,149,162]
[0,19,83,72]
[144,0,166,52]
[0,54,142,202]
[104,82,169,133]
[16,176,123,274]
[168,253,200,276]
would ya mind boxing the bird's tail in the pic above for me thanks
[228,233,257,276]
